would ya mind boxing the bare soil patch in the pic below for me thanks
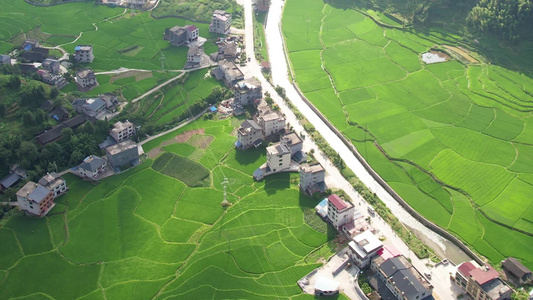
[443,45,479,63]
[189,135,214,149]
[110,70,153,83]
[160,129,206,147]
[147,147,163,159]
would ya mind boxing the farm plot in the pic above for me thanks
[0,117,335,299]
[0,0,217,72]
[284,0,533,267]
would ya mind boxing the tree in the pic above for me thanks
[7,75,21,90]
[82,122,95,135]
[22,111,36,126]
[61,127,73,141]
[19,141,39,169]
[0,103,5,117]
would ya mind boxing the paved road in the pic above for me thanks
[241,0,462,298]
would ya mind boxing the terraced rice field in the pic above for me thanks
[128,69,223,125]
[0,118,337,299]
[283,0,533,267]
[0,0,217,71]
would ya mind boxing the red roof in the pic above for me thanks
[458,262,476,277]
[328,194,350,211]
[458,262,499,285]
[470,264,499,285]
[184,25,198,31]
[261,61,270,69]
[377,245,401,261]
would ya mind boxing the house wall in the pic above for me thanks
[111,125,135,142]
[75,49,94,63]
[107,147,139,168]
[266,152,290,172]
[234,87,262,106]
[300,170,325,190]
[238,129,263,148]
[263,118,285,137]
[327,202,354,229]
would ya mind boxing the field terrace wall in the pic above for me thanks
[278,19,485,267]
[25,0,87,7]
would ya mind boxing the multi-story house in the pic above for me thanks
[186,45,204,67]
[212,60,244,86]
[16,182,55,217]
[299,162,326,195]
[76,69,98,90]
[453,261,512,300]
[209,10,232,35]
[72,97,106,118]
[75,155,107,179]
[105,140,140,169]
[110,120,136,142]
[38,173,68,199]
[74,45,94,63]
[347,230,383,268]
[42,58,61,74]
[164,25,199,46]
[234,78,262,106]
[372,255,433,300]
[236,119,263,149]
[327,194,354,229]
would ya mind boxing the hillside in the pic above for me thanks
[283,0,533,269]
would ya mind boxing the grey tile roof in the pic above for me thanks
[1,173,21,189]
[29,184,51,203]
[79,156,106,172]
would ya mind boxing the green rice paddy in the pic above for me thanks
[0,0,218,71]
[0,118,336,299]
[283,0,533,267]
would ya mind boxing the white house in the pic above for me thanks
[347,230,383,268]
[209,10,232,35]
[110,120,136,142]
[186,45,204,67]
[76,69,98,90]
[327,194,354,229]
[266,143,292,173]
[75,155,107,179]
[38,173,68,199]
[16,181,55,217]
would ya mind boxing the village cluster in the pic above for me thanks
[1,2,532,300]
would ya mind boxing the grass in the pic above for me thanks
[153,152,210,187]
[283,0,533,268]
[0,0,219,72]
[0,116,337,299]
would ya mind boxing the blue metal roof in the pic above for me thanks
[210,106,218,112]
[24,44,32,51]
[74,46,81,50]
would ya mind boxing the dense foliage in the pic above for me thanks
[467,0,533,42]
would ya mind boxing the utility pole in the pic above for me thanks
[159,52,166,71]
